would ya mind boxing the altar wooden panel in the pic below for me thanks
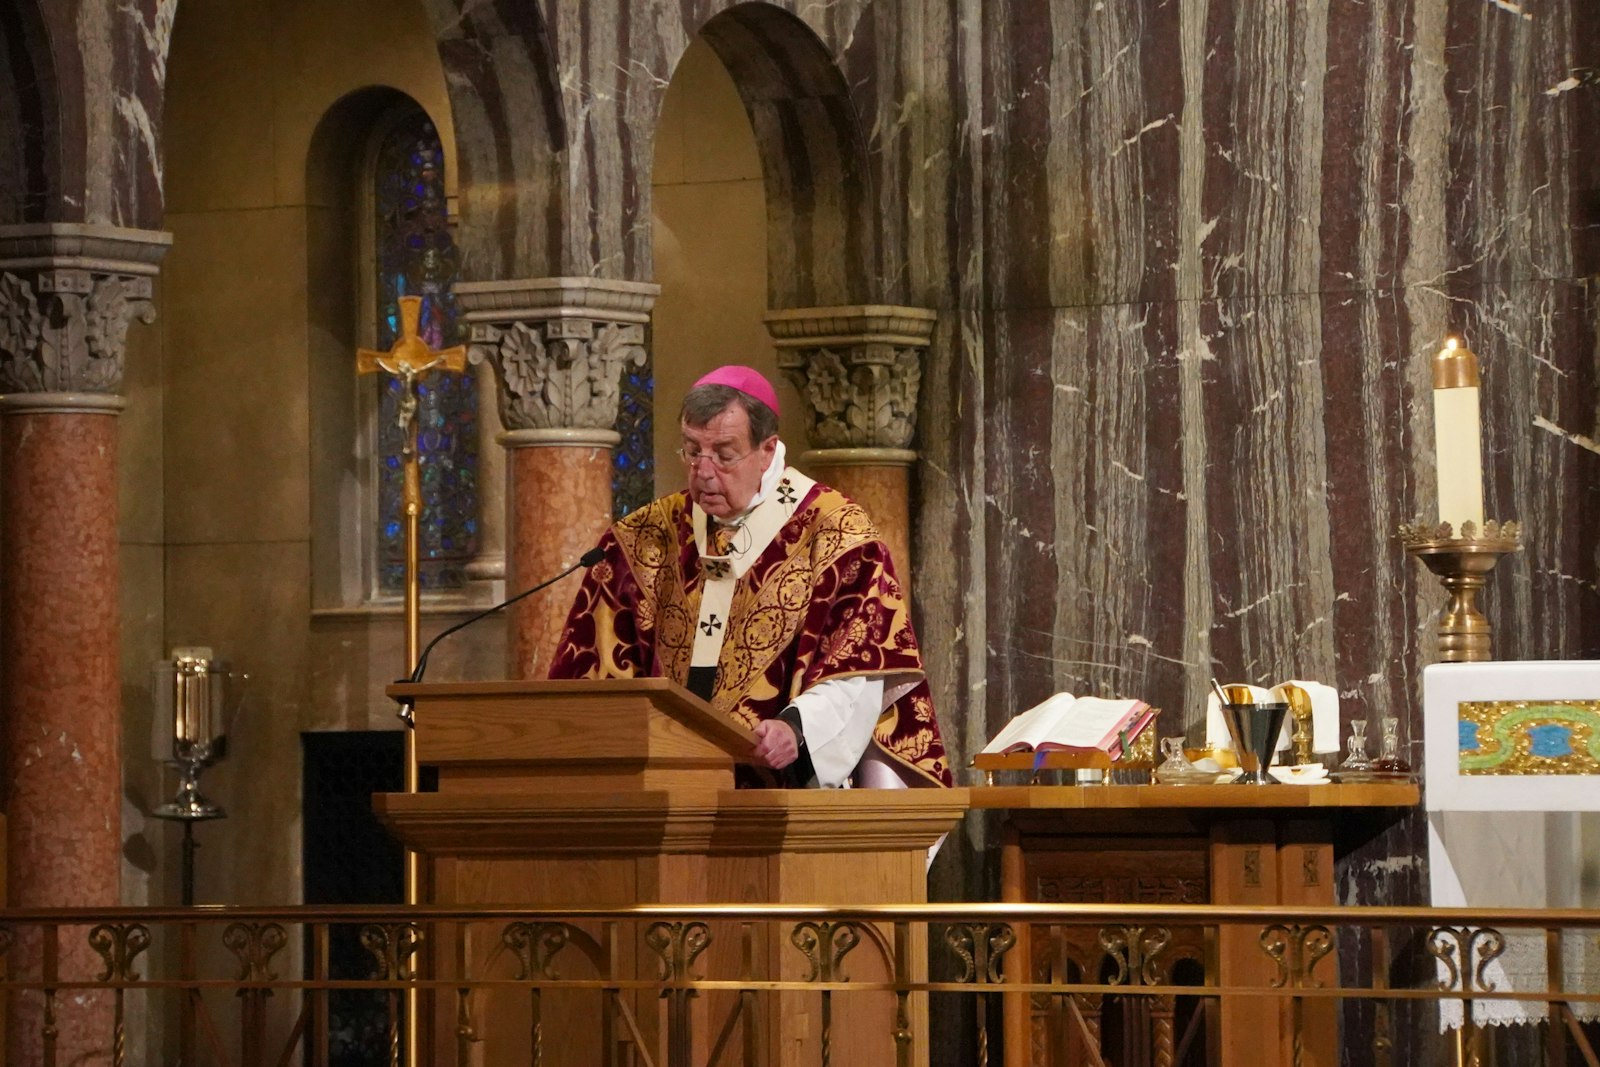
[971,783,1418,1067]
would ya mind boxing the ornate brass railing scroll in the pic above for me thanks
[792,919,868,1067]
[222,921,291,1067]
[1261,924,1334,1067]
[1429,924,1509,1067]
[648,920,712,1067]
[0,904,1594,1065]
[944,921,1015,1067]
[87,922,149,1067]
[360,921,423,1067]
[504,919,580,1066]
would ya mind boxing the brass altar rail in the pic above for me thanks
[0,902,1596,1067]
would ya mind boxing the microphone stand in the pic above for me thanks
[393,546,606,725]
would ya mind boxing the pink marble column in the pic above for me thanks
[768,305,937,604]
[0,222,166,1063]
[1,394,125,1065]
[457,276,660,679]
[503,430,619,677]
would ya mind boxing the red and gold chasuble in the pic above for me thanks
[549,478,951,787]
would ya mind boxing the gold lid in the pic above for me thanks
[1433,336,1480,389]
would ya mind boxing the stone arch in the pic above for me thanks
[0,0,64,223]
[0,0,169,227]
[694,2,877,309]
[415,0,567,281]
[305,86,459,607]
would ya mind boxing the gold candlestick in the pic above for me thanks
[1282,684,1315,766]
[1399,519,1522,662]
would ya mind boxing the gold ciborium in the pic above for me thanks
[1398,519,1521,663]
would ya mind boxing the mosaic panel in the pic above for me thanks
[1458,701,1600,776]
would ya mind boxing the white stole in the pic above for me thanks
[689,467,815,671]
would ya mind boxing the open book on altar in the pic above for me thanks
[981,693,1154,759]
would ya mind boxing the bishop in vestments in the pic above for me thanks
[550,365,951,789]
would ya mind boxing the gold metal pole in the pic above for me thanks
[354,294,468,1067]
[403,417,422,1067]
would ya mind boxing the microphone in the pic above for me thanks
[394,545,606,725]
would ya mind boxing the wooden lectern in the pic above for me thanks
[375,678,964,1066]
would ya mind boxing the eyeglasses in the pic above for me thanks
[677,445,755,472]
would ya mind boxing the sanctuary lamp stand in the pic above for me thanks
[151,647,245,905]
[1398,519,1522,662]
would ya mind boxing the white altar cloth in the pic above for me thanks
[1424,662,1600,1029]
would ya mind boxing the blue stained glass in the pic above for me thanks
[373,110,477,594]
[612,361,654,516]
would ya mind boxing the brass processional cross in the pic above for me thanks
[356,294,466,1066]
[357,293,469,690]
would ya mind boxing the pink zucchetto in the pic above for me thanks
[692,365,780,417]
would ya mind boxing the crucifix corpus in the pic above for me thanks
[356,293,464,1067]
[356,293,468,686]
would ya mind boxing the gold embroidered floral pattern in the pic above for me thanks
[549,481,950,786]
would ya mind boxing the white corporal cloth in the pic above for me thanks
[1424,662,1600,1029]
[1202,680,1341,754]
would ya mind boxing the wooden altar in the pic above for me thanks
[968,782,1419,1067]
[375,678,966,1067]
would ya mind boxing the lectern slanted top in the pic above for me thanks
[388,676,754,793]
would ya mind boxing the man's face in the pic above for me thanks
[681,403,778,520]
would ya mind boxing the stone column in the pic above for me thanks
[766,305,937,588]
[458,277,659,678]
[0,222,169,1064]
[463,358,507,595]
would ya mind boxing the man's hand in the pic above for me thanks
[750,718,800,770]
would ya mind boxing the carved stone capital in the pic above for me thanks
[0,224,171,397]
[765,305,938,451]
[457,277,660,431]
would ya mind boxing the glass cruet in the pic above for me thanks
[1337,718,1373,776]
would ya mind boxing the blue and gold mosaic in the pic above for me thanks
[1457,701,1600,775]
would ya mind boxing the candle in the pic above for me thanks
[1432,336,1484,535]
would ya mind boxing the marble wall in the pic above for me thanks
[117,0,1600,909]
[0,0,170,227]
[349,1,1597,925]
[941,0,1599,891]
[0,0,1591,1062]
[0,0,1591,1038]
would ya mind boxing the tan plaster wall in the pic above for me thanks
[144,0,496,944]
[119,292,166,919]
[651,38,804,497]
[163,0,457,213]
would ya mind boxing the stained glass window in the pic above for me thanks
[372,112,477,594]
[613,352,654,516]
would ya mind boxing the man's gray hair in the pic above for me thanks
[680,383,779,446]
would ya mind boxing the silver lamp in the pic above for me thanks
[152,646,244,820]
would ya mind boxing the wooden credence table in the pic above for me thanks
[967,782,1420,1067]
